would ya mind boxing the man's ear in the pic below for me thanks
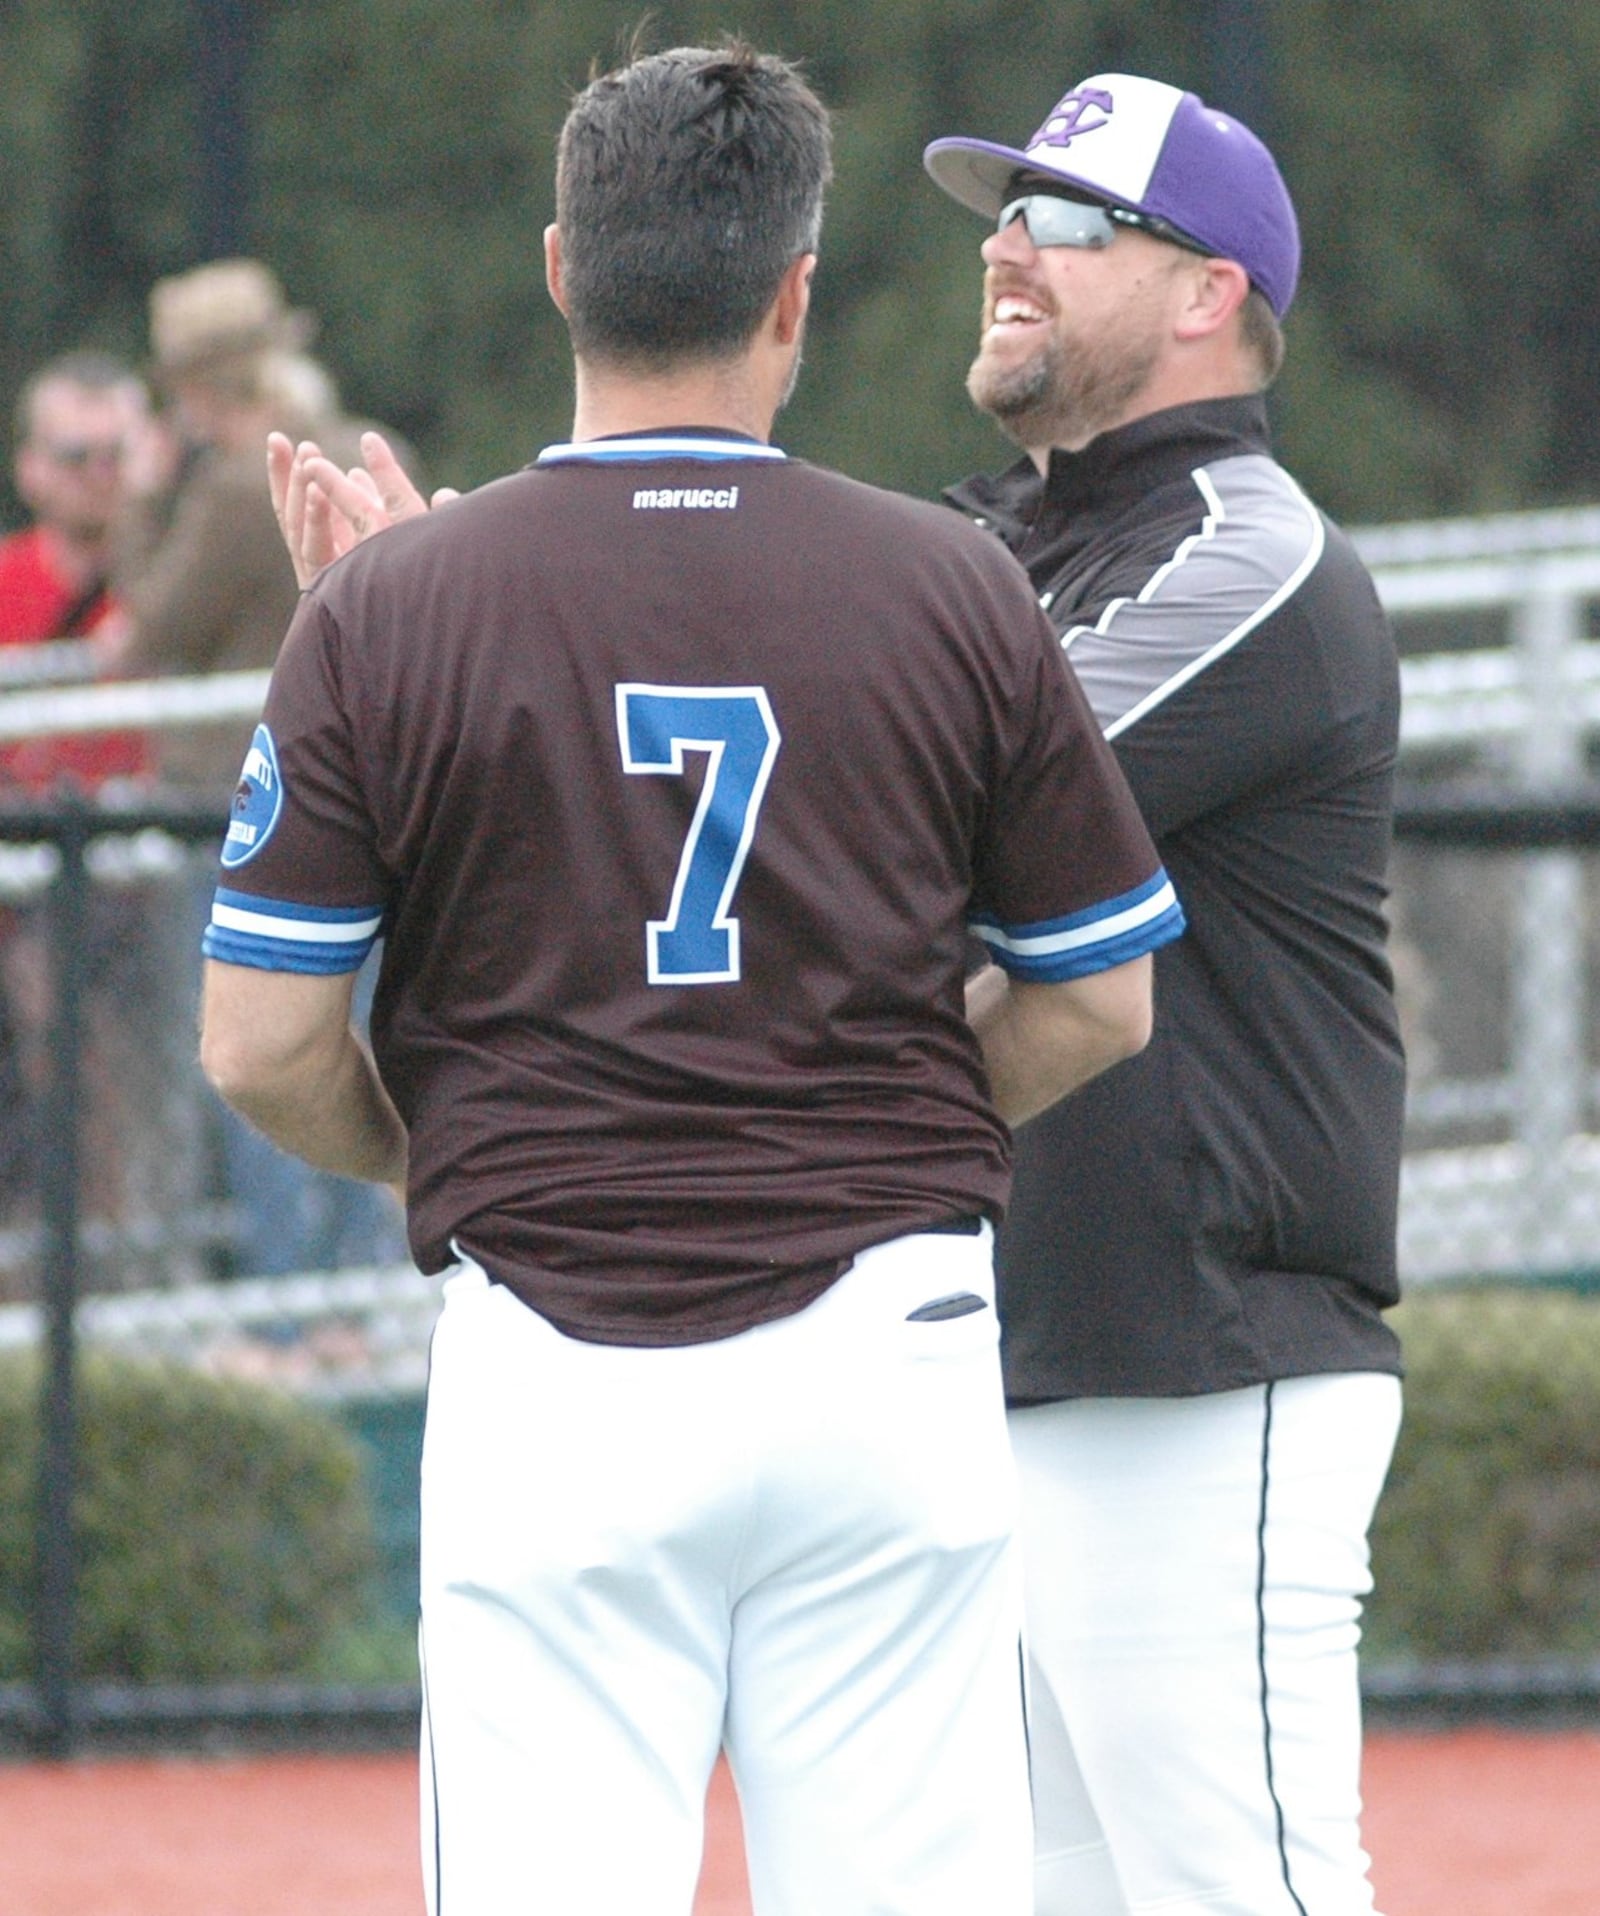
[1174,256,1251,343]
[544,224,568,315]
[772,252,816,346]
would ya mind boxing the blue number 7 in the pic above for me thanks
[615,685,782,984]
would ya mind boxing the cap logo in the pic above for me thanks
[1029,85,1114,151]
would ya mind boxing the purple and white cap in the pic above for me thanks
[924,73,1301,318]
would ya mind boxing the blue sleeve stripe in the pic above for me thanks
[212,888,384,933]
[212,895,382,948]
[205,889,383,975]
[976,895,1186,981]
[971,872,1181,959]
[202,925,372,974]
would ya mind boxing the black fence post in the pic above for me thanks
[33,799,92,1758]
[193,0,259,260]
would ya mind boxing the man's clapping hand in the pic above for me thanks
[267,430,460,586]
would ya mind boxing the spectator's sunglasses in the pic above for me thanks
[40,439,127,470]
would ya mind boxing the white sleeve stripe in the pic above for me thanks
[1059,463,1326,742]
[210,901,384,945]
[1054,480,1226,642]
[980,879,1180,957]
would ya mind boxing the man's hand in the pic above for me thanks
[267,430,460,587]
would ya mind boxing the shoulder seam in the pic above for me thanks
[1060,460,1326,742]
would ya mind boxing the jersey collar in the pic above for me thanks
[536,428,787,467]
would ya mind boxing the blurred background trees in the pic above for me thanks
[1,0,1596,527]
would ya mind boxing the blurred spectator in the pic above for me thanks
[103,258,410,1280]
[0,352,166,1243]
[0,350,155,791]
[106,257,402,798]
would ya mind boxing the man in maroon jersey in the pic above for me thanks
[201,42,1182,1916]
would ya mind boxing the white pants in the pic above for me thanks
[418,1228,1032,1916]
[1010,1374,1402,1916]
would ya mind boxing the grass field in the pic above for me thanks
[4,1728,1599,1914]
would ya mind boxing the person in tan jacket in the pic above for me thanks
[106,258,412,1279]
[108,259,394,799]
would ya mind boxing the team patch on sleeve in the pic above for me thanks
[970,869,1185,981]
[203,889,385,974]
[220,723,285,870]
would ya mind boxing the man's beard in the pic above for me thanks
[966,322,1160,453]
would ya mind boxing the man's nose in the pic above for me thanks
[981,213,1037,268]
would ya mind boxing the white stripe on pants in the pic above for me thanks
[1010,1373,1402,1916]
[418,1228,1032,1916]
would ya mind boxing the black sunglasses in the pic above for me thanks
[39,438,127,469]
[997,192,1212,260]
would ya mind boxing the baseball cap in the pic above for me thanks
[923,73,1301,318]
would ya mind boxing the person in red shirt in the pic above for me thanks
[0,350,157,791]
[0,353,164,1237]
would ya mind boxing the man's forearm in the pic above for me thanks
[968,958,1152,1127]
[201,961,408,1186]
[218,1025,407,1185]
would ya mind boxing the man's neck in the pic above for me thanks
[1026,359,1260,474]
[569,355,778,446]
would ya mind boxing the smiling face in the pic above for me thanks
[965,197,1200,461]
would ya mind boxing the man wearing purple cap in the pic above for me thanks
[926,73,1404,1916]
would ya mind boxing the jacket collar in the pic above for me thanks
[945,394,1273,534]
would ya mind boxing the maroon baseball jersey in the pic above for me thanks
[206,432,1181,1344]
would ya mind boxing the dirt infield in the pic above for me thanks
[4,1728,1598,1914]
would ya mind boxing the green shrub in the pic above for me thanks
[304,1613,420,1684]
[1366,1287,1600,1660]
[0,1352,379,1680]
[7,1293,1595,1682]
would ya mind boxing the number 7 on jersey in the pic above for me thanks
[615,684,782,985]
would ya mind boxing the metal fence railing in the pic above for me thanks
[3,516,1600,1749]
[1362,509,1600,1294]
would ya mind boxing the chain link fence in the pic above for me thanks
[0,675,423,1754]
[1358,511,1600,1722]
[1374,508,1600,1299]
[2,528,1600,1750]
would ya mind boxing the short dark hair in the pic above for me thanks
[15,350,141,446]
[556,40,832,369]
[1240,288,1285,389]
